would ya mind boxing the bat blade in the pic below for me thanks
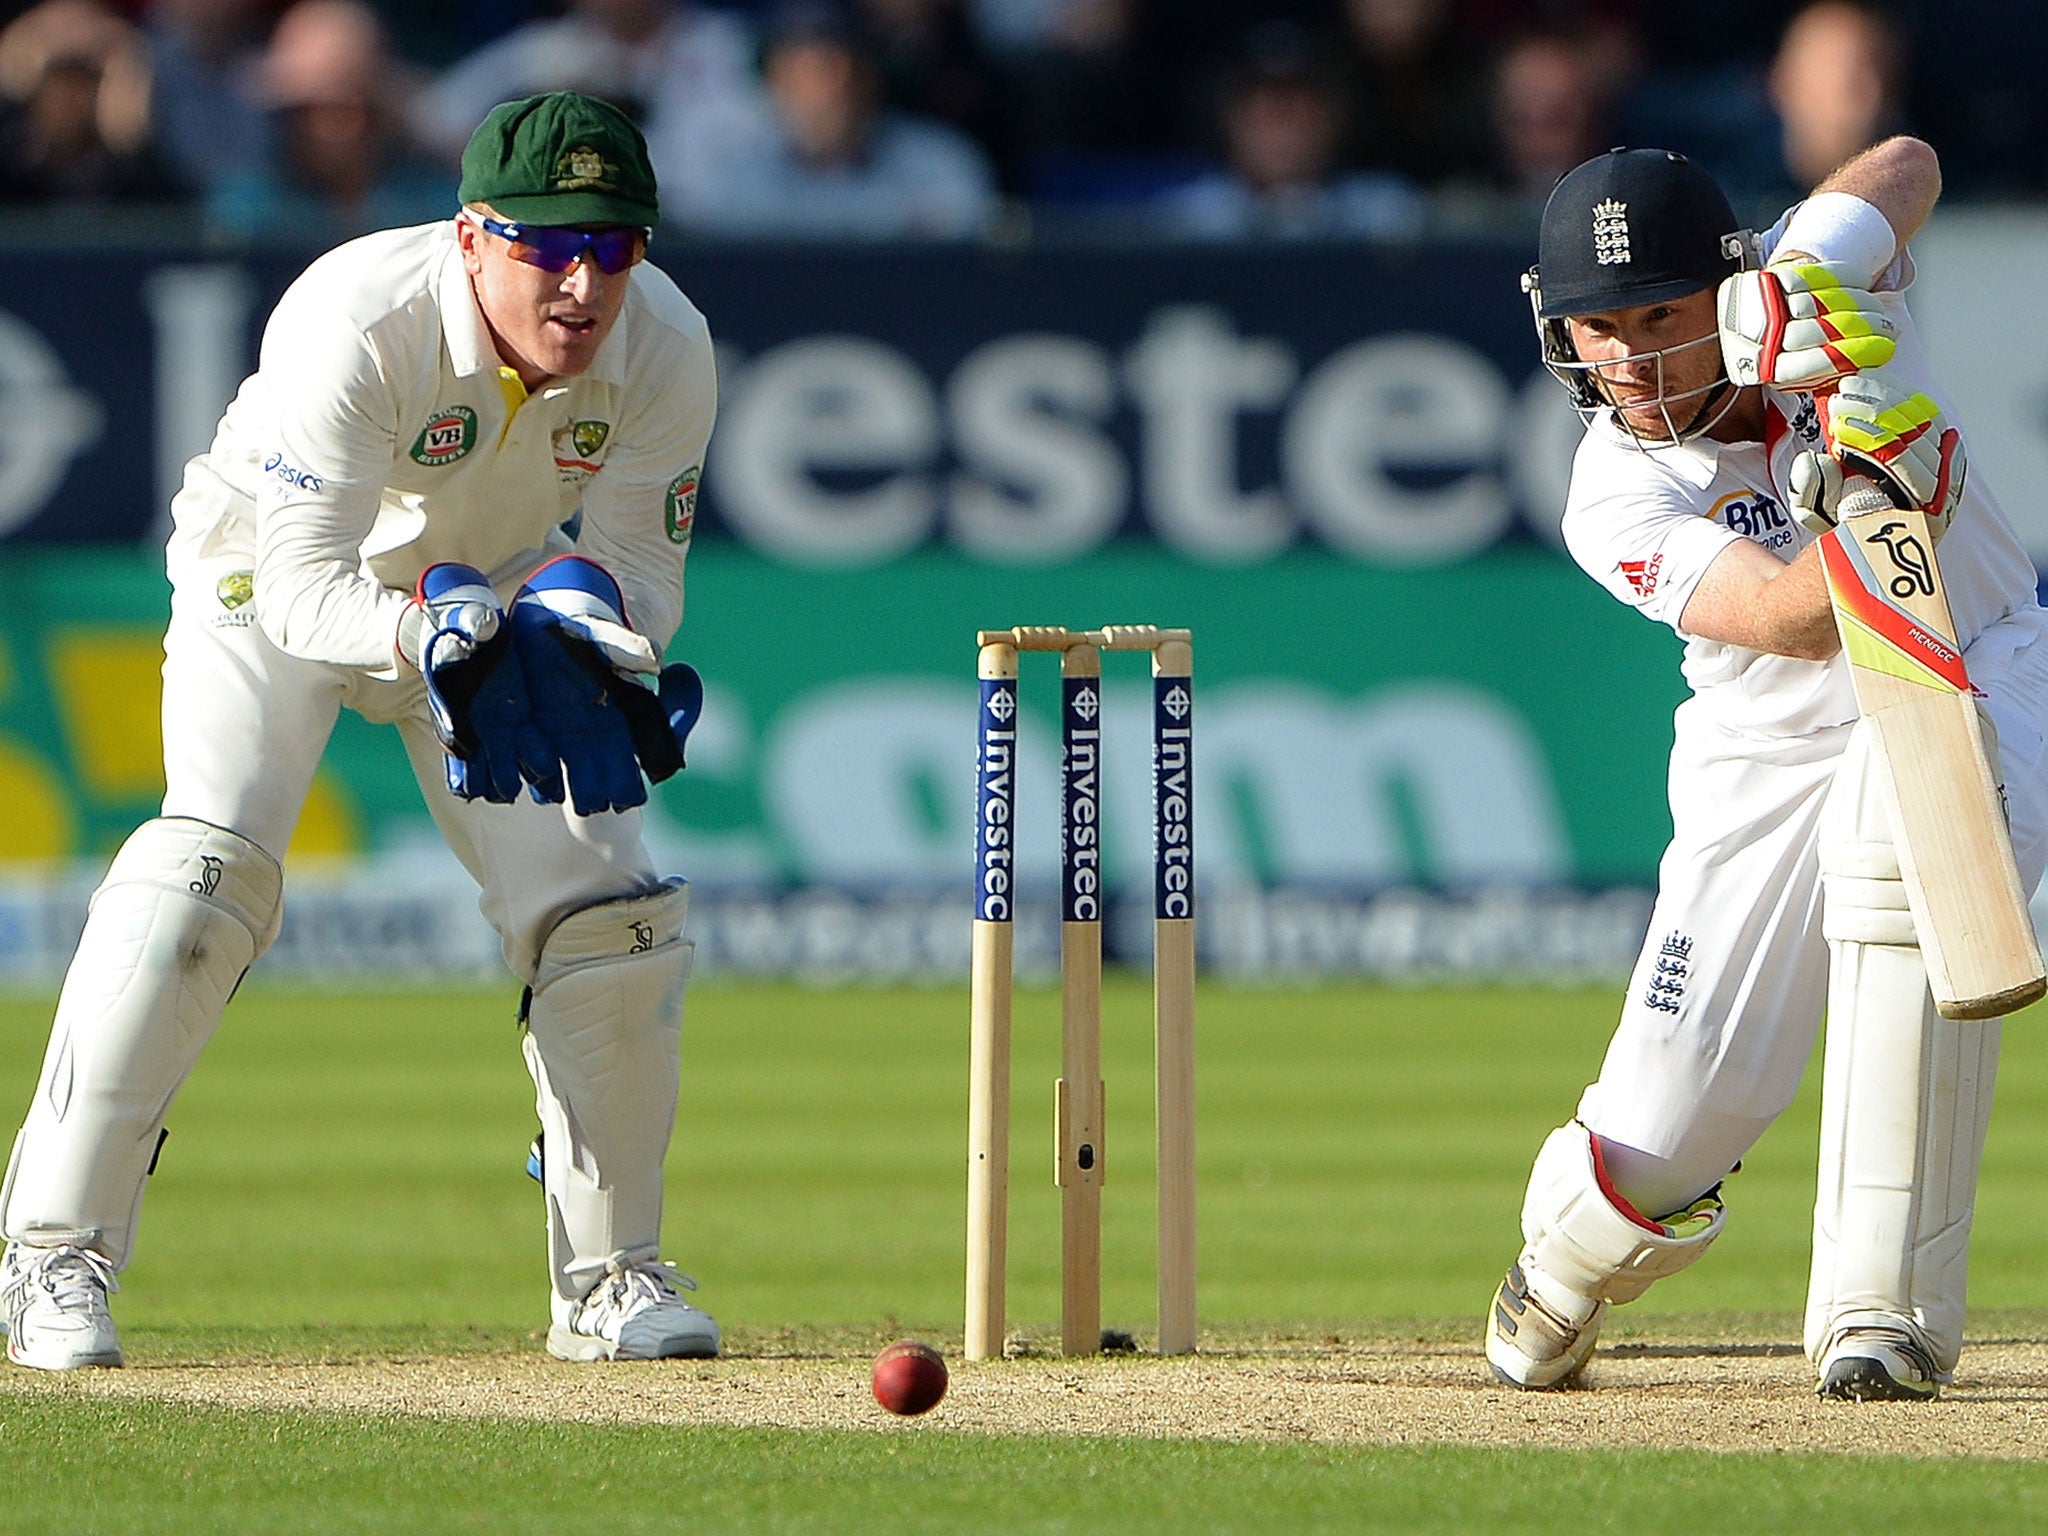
[1822,488,2046,1020]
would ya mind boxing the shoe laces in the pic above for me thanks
[590,1259,698,1317]
[7,1245,118,1310]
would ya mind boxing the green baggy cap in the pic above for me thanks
[458,92,659,228]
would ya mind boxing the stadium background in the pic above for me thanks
[0,0,2043,987]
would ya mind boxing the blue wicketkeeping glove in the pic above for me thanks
[411,563,562,804]
[510,556,704,816]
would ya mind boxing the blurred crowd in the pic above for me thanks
[0,0,2041,243]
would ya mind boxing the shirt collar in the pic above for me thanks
[439,233,499,379]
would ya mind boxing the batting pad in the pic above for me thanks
[1810,719,1996,1378]
[0,818,283,1268]
[521,879,693,1305]
[1519,1120,1726,1308]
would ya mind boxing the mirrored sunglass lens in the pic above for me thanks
[505,228,643,274]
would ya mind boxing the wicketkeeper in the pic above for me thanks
[1488,139,2048,1399]
[0,92,722,1368]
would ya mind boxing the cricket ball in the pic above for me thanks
[871,1340,948,1416]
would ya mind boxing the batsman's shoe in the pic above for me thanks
[548,1259,721,1361]
[1486,1258,1604,1389]
[1,1242,122,1370]
[1817,1327,1940,1402]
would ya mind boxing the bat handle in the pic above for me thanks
[1837,478,1902,520]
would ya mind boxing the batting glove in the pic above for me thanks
[1822,372,1966,539]
[1718,261,1898,391]
[510,556,704,816]
[408,563,561,804]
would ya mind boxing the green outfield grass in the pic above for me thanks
[0,977,2044,1532]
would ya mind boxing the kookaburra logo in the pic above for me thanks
[1871,520,1936,599]
[190,855,223,896]
[629,921,655,953]
[1592,198,1631,265]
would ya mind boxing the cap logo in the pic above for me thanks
[555,144,617,193]
[1592,198,1631,265]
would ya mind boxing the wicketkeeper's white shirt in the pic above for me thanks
[166,219,715,671]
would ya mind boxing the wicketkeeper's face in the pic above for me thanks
[1563,286,1726,441]
[459,207,637,389]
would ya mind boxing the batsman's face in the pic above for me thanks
[1564,287,1725,440]
[459,212,633,390]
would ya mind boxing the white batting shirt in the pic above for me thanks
[166,219,715,671]
[1561,221,2039,741]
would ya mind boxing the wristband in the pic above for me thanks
[1775,192,1898,283]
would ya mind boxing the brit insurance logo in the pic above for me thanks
[1591,198,1631,265]
[665,464,700,544]
[409,405,477,466]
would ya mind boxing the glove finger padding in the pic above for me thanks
[596,662,703,784]
[511,617,651,816]
[413,563,561,805]
[1822,374,1966,542]
[1788,449,1846,535]
[1719,261,1898,390]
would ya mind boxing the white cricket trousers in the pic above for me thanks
[1576,603,2048,1213]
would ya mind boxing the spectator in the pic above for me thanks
[0,0,184,204]
[422,0,762,221]
[140,0,271,198]
[1159,21,1423,240]
[852,0,1015,186]
[679,1,997,238]
[1485,28,1611,204]
[1335,0,1493,188]
[207,0,454,240]
[1770,1,1903,193]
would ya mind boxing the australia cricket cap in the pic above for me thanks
[459,92,659,227]
[1533,148,1741,319]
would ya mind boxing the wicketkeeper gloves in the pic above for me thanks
[509,556,705,816]
[409,562,561,804]
[1719,261,1898,391]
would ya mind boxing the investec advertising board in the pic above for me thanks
[0,223,2033,977]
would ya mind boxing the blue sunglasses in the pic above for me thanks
[470,214,649,275]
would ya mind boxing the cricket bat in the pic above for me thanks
[1818,482,2047,1020]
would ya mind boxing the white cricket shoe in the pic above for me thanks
[1486,1258,1604,1389]
[548,1259,721,1361]
[1817,1326,1939,1402]
[2,1242,123,1370]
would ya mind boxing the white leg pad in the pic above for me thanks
[1518,1121,1726,1305]
[522,879,693,1304]
[1488,1121,1725,1387]
[0,818,282,1268]
[1809,725,1994,1378]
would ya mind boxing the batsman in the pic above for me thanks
[0,92,723,1368]
[1489,138,2048,1399]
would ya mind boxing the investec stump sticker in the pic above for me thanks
[410,406,477,466]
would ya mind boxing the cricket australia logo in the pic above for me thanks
[190,855,223,897]
[1592,198,1631,265]
[216,571,253,610]
[410,406,477,466]
[555,145,616,192]
[665,465,700,544]
[1643,931,1691,1014]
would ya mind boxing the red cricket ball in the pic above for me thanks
[871,1340,948,1416]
